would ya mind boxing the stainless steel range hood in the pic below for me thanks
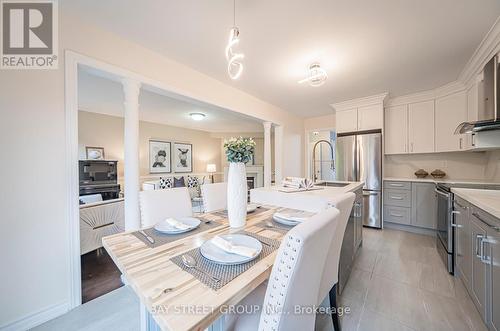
[455,55,500,134]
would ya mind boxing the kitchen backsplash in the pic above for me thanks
[384,150,500,182]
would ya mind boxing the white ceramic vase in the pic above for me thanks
[227,162,247,228]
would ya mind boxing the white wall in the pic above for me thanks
[303,113,335,131]
[0,6,304,329]
[78,111,224,187]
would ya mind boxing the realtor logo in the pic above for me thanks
[1,0,58,69]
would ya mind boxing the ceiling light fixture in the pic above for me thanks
[298,63,328,87]
[225,0,244,80]
[190,112,206,121]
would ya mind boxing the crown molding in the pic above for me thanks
[385,80,466,107]
[330,92,389,112]
[459,16,500,86]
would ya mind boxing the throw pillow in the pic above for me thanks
[159,177,173,189]
[174,176,186,187]
[186,176,199,188]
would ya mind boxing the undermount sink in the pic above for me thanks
[314,181,350,188]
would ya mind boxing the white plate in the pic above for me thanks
[273,214,300,226]
[272,211,313,226]
[154,217,201,234]
[200,234,262,265]
[247,203,258,213]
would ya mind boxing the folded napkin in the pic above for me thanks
[282,177,314,189]
[211,236,259,258]
[273,211,313,223]
[165,218,190,230]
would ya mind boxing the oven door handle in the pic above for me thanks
[434,188,450,198]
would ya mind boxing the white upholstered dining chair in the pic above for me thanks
[317,192,355,331]
[139,187,193,227]
[200,182,227,212]
[224,207,340,331]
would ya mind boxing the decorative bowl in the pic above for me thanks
[414,169,429,178]
[431,169,446,179]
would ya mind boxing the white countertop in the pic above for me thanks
[250,181,364,212]
[313,180,365,192]
[384,177,500,186]
[451,188,500,219]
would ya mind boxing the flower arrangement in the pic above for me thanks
[224,137,256,163]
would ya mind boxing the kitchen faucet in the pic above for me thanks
[312,139,335,182]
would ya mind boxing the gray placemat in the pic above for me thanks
[170,231,281,291]
[132,218,223,248]
[254,216,297,233]
[213,206,271,218]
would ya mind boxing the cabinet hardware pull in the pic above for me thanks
[476,234,484,258]
[459,137,463,149]
[390,213,403,217]
[390,196,404,200]
[451,211,460,215]
[480,237,490,264]
[451,223,463,228]
[390,183,404,187]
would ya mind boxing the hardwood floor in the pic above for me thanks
[81,248,123,303]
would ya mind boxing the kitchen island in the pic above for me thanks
[250,181,364,212]
[250,180,364,294]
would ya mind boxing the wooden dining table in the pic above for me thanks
[102,205,297,331]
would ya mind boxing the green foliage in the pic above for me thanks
[223,137,256,163]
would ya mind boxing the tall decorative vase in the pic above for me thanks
[227,162,247,228]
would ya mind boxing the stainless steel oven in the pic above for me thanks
[435,182,500,275]
[435,183,453,273]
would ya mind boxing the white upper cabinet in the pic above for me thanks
[385,105,408,154]
[358,104,383,131]
[332,93,387,134]
[408,100,435,153]
[435,91,468,152]
[336,108,358,133]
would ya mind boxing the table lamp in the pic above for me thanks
[206,164,216,183]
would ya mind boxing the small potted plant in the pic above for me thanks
[224,137,256,228]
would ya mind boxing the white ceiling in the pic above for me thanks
[66,0,500,117]
[78,69,264,133]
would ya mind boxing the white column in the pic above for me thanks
[274,125,284,185]
[263,121,272,187]
[122,78,141,231]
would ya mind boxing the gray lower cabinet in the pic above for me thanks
[488,226,500,331]
[339,188,363,295]
[454,197,472,292]
[411,183,437,229]
[470,213,488,321]
[455,200,500,331]
[383,180,437,230]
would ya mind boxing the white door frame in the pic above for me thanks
[64,50,280,308]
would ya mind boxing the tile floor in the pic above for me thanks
[33,228,488,331]
[338,227,488,331]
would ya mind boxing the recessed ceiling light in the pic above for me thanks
[190,113,206,121]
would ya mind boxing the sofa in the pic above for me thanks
[142,174,209,199]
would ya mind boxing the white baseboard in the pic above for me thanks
[0,301,69,331]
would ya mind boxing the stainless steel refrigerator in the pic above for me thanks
[335,130,382,228]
